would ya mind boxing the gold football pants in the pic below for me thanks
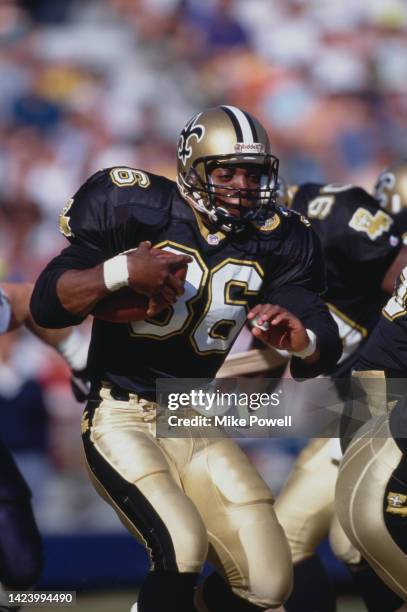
[81,385,292,609]
[336,414,407,601]
[274,438,359,565]
[274,370,390,566]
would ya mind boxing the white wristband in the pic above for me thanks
[103,254,129,291]
[290,329,317,359]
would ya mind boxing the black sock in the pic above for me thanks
[138,570,199,612]
[284,555,336,612]
[200,571,267,611]
[348,560,403,612]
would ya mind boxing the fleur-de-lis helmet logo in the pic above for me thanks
[177,114,205,166]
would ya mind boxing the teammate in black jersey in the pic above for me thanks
[274,177,407,612]
[31,105,341,612]
[336,266,407,606]
[288,181,406,363]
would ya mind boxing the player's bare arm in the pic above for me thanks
[0,282,32,330]
[248,303,320,364]
[56,241,191,317]
[1,282,89,396]
[2,281,73,345]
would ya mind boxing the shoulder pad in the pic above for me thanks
[59,167,176,242]
[88,167,174,213]
[319,183,355,194]
[318,184,378,210]
[295,182,324,198]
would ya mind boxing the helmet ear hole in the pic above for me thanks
[185,168,200,186]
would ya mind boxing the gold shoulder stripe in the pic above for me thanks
[59,198,74,237]
[252,213,281,232]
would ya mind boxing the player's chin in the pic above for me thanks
[217,201,252,218]
[217,202,241,217]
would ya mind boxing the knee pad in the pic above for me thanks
[136,472,208,573]
[329,513,361,565]
[231,583,290,609]
[236,552,292,609]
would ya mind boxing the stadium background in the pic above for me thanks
[0,0,406,610]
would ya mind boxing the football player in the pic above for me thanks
[30,105,342,612]
[274,171,407,612]
[0,282,89,612]
[336,266,407,607]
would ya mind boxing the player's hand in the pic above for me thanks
[127,242,191,298]
[146,274,189,317]
[146,291,174,318]
[247,304,311,353]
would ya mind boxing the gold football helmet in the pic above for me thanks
[176,105,279,232]
[374,159,407,215]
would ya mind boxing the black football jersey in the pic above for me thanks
[31,167,341,397]
[291,183,400,362]
[356,266,407,376]
[353,268,407,449]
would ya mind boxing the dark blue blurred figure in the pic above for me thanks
[185,0,250,55]
[0,305,44,610]
[0,440,42,594]
[0,284,88,610]
[12,95,61,131]
[18,0,73,24]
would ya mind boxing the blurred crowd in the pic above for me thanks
[0,0,406,533]
[1,0,407,280]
